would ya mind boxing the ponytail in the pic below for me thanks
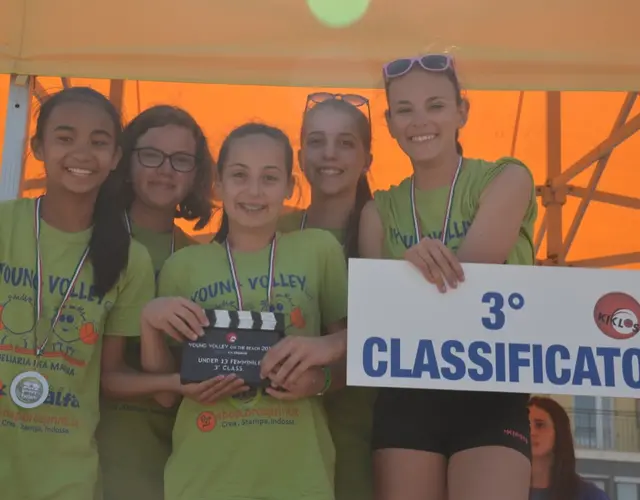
[213,210,230,243]
[89,175,130,298]
[344,175,373,259]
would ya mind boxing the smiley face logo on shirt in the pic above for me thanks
[52,304,99,345]
[261,293,306,330]
[0,295,36,338]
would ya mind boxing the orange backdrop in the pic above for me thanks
[1,75,639,267]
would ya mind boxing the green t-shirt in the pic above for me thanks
[0,198,155,500]
[278,209,347,247]
[158,229,348,500]
[97,220,197,500]
[374,157,537,264]
[278,209,374,500]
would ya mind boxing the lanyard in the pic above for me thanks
[33,197,89,357]
[300,211,307,230]
[410,156,463,246]
[124,213,175,255]
[224,237,277,311]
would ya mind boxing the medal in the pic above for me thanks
[410,156,463,246]
[225,236,277,310]
[12,197,89,410]
[124,212,175,254]
[10,371,49,409]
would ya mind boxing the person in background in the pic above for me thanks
[529,396,610,500]
[279,92,375,500]
[359,54,537,500]
[139,123,349,500]
[0,87,156,500]
[97,105,214,500]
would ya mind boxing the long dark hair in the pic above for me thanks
[301,98,373,259]
[529,396,582,500]
[213,123,294,243]
[115,105,214,230]
[31,87,128,298]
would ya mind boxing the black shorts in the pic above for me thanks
[371,388,531,460]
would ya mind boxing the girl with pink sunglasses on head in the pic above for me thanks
[359,54,538,500]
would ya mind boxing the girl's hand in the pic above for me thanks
[181,375,249,405]
[142,297,209,342]
[261,334,345,388]
[404,238,465,293]
[266,367,325,401]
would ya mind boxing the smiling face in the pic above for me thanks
[300,104,370,197]
[386,68,466,164]
[218,133,293,231]
[529,404,556,459]
[130,124,198,211]
[32,101,121,195]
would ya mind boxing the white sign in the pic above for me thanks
[347,259,640,398]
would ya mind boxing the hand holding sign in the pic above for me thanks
[143,297,209,341]
[405,238,465,293]
[181,374,249,405]
[262,333,346,387]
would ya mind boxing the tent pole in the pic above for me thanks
[560,92,638,258]
[541,91,564,266]
[0,75,32,201]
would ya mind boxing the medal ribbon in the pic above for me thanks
[124,212,175,255]
[225,237,277,311]
[410,156,463,246]
[33,197,89,357]
[300,211,307,230]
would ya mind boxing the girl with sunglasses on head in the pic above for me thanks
[139,122,349,500]
[359,54,538,500]
[0,87,156,500]
[96,105,214,500]
[279,92,375,500]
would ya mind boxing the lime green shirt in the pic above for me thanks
[158,229,348,500]
[97,220,197,500]
[278,208,375,500]
[374,157,537,264]
[0,198,156,500]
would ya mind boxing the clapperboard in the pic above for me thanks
[181,310,286,387]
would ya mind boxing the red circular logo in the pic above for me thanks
[196,411,216,432]
[593,292,640,340]
[226,332,237,343]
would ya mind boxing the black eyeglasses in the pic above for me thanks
[305,92,372,124]
[133,147,197,173]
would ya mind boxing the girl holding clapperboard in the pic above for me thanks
[278,93,376,500]
[359,55,538,500]
[0,87,156,500]
[96,105,214,500]
[140,123,349,500]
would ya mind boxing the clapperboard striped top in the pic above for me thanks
[205,309,286,331]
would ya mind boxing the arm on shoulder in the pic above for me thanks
[456,163,533,264]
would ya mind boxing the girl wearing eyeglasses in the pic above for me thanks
[96,105,214,500]
[359,54,537,500]
[279,92,375,500]
[139,123,349,500]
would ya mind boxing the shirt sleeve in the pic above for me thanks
[468,157,537,226]
[317,231,348,327]
[104,241,156,337]
[157,252,187,298]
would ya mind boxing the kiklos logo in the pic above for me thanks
[226,332,237,344]
[594,292,640,340]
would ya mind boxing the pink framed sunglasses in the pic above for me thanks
[305,92,371,123]
[383,54,454,82]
